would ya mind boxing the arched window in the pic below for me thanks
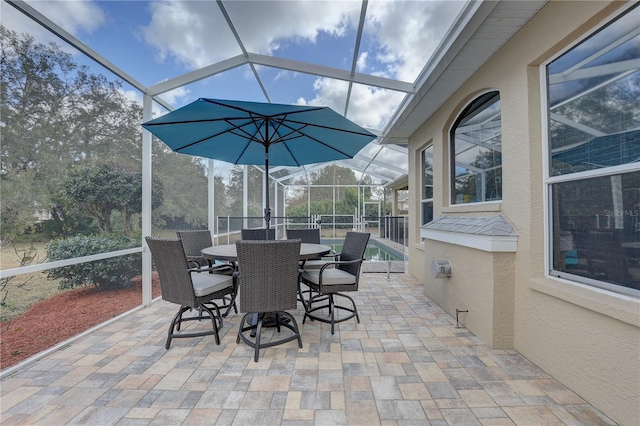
[450,91,502,204]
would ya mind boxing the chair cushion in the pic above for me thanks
[191,272,233,297]
[302,268,356,286]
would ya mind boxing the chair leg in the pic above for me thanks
[300,282,328,315]
[335,292,360,323]
[274,312,282,333]
[176,305,188,331]
[216,292,238,317]
[200,304,221,345]
[236,314,248,344]
[300,282,321,314]
[297,278,309,311]
[284,311,304,349]
[226,296,238,316]
[167,306,190,349]
[303,292,359,335]
[166,304,222,349]
[237,311,303,362]
[236,314,265,362]
[254,316,263,362]
[329,295,336,334]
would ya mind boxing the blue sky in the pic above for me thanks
[2,0,465,132]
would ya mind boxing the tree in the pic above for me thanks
[2,28,212,239]
[455,149,502,203]
[152,146,208,229]
[227,165,264,217]
[0,171,44,243]
[60,163,163,234]
[280,164,385,226]
[212,174,230,219]
[1,27,144,241]
[285,164,359,209]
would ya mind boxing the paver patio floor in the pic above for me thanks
[1,272,616,425]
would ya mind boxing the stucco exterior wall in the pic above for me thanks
[423,241,515,348]
[406,1,640,425]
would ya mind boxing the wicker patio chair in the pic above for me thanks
[176,230,236,316]
[286,228,321,244]
[146,237,236,348]
[235,239,303,362]
[286,227,332,306]
[241,228,276,240]
[288,228,338,270]
[301,231,370,334]
[176,230,211,268]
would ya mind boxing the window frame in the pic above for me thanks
[542,3,640,298]
[449,90,502,206]
[421,144,434,231]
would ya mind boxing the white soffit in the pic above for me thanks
[381,0,548,144]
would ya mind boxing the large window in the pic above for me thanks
[450,91,502,204]
[421,145,434,226]
[546,4,639,296]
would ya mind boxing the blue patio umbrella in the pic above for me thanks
[142,98,377,236]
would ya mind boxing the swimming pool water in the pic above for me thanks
[322,239,404,262]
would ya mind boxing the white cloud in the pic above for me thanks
[139,0,462,81]
[159,86,191,106]
[147,86,192,118]
[356,51,368,72]
[35,0,105,34]
[224,1,358,53]
[138,0,464,130]
[140,1,360,70]
[347,84,404,130]
[273,69,295,82]
[364,0,464,82]
[141,1,229,69]
[119,87,142,105]
[2,0,105,46]
[297,77,403,130]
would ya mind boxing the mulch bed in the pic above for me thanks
[0,275,161,370]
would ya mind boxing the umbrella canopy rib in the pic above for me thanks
[203,98,325,117]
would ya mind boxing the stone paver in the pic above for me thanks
[0,271,617,425]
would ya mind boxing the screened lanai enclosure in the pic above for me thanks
[210,160,408,240]
[2,0,637,372]
[1,0,424,367]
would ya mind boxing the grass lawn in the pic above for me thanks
[1,241,60,322]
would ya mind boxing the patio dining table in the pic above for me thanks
[201,242,332,265]
[201,242,332,315]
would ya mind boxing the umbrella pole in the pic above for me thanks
[264,147,271,239]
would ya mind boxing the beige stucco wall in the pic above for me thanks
[422,242,515,348]
[406,1,640,425]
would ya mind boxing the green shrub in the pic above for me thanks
[46,234,141,291]
[37,216,97,239]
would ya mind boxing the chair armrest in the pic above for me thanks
[321,250,339,260]
[318,258,363,273]
[189,264,235,274]
[186,259,203,269]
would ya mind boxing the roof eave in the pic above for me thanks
[380,0,548,145]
